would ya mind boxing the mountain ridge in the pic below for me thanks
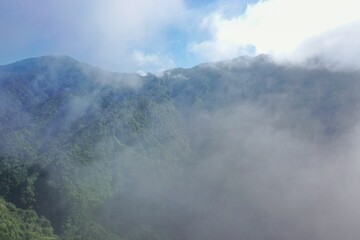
[1,54,360,240]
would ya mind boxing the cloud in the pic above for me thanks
[190,0,360,64]
[292,21,360,70]
[90,0,185,69]
[2,0,359,72]
[0,0,186,71]
[132,50,176,73]
[170,96,360,240]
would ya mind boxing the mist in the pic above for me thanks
[2,0,360,239]
[168,102,360,240]
[71,59,360,239]
[2,54,360,240]
[114,105,360,240]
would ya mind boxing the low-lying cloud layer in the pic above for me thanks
[175,102,360,240]
[100,95,360,240]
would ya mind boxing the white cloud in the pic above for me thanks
[0,0,186,71]
[292,21,360,70]
[190,0,360,65]
[132,50,175,73]
[91,0,185,68]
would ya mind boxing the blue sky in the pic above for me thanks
[0,0,359,72]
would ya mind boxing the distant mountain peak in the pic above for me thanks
[0,55,83,73]
[33,54,79,64]
[4,54,79,65]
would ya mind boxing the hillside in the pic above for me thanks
[1,55,360,240]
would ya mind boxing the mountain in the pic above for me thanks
[1,55,360,240]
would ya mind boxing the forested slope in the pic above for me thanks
[1,55,360,240]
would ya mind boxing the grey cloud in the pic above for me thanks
[285,21,360,71]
